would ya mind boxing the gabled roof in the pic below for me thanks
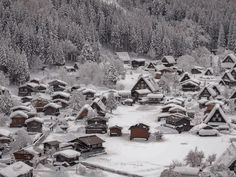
[230,89,236,99]
[52,91,70,98]
[91,98,106,112]
[216,142,236,168]
[129,123,149,130]
[222,71,235,81]
[44,102,61,109]
[48,79,67,86]
[25,117,44,124]
[78,135,105,146]
[0,161,33,177]
[116,52,131,62]
[10,111,28,119]
[180,78,200,86]
[132,75,159,93]
[198,86,217,98]
[53,149,80,158]
[222,53,236,63]
[179,72,190,82]
[204,104,230,124]
[204,68,213,75]
[162,56,176,64]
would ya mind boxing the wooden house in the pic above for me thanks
[0,161,33,177]
[216,142,236,173]
[131,59,145,68]
[18,84,35,97]
[70,135,105,157]
[29,78,40,84]
[161,56,176,67]
[121,98,134,106]
[52,91,70,101]
[204,68,213,76]
[13,146,41,165]
[43,103,61,116]
[221,53,236,70]
[9,111,28,128]
[191,66,204,74]
[36,84,47,93]
[131,75,159,100]
[109,126,123,136]
[85,117,108,134]
[11,105,31,113]
[145,62,157,71]
[198,86,217,100]
[76,104,96,120]
[116,52,131,64]
[53,149,80,166]
[222,71,236,86]
[165,114,192,133]
[204,104,230,127]
[48,79,67,92]
[179,72,191,83]
[0,86,9,96]
[169,105,187,115]
[230,90,236,100]
[181,79,200,92]
[0,129,11,144]
[204,100,224,114]
[211,85,221,96]
[43,139,61,154]
[91,98,106,116]
[129,123,150,140]
[82,89,96,100]
[32,96,50,112]
[25,117,43,133]
[146,93,164,104]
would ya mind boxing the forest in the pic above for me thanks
[0,0,235,84]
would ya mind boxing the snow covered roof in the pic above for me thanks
[205,100,224,106]
[77,104,96,118]
[10,111,28,119]
[169,105,187,112]
[204,67,213,75]
[162,56,176,64]
[0,129,11,137]
[180,79,200,86]
[222,53,236,63]
[223,71,235,81]
[44,102,61,109]
[199,86,217,98]
[116,52,131,62]
[118,90,131,96]
[11,105,31,112]
[179,72,190,82]
[26,82,39,88]
[173,166,200,175]
[133,75,159,93]
[22,146,41,155]
[204,104,230,124]
[92,98,106,111]
[135,89,151,95]
[48,79,67,86]
[0,161,33,177]
[78,135,105,146]
[52,91,70,98]
[216,142,236,168]
[147,93,164,99]
[25,117,44,124]
[53,149,80,158]
[82,88,96,94]
[132,58,146,62]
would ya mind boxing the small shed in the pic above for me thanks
[147,93,164,104]
[48,79,67,92]
[161,56,176,67]
[53,149,80,166]
[109,126,123,136]
[129,123,150,140]
[131,59,146,68]
[9,111,28,128]
[165,114,192,133]
[52,91,70,101]
[82,89,96,100]
[43,103,61,116]
[25,117,43,133]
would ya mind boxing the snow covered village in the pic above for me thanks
[1,0,236,177]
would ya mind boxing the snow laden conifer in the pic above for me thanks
[103,63,119,88]
[79,42,97,63]
[0,91,13,115]
[184,147,205,167]
[106,92,117,113]
[69,90,86,111]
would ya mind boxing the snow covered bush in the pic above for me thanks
[200,164,236,177]
[10,129,32,152]
[106,92,118,113]
[177,55,196,72]
[69,90,86,111]
[184,147,205,167]
[206,154,216,165]
[160,169,182,177]
[0,91,13,115]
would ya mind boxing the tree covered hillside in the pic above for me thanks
[0,0,235,84]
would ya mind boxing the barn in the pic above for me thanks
[9,111,28,128]
[43,103,61,116]
[25,117,43,133]
[129,123,150,140]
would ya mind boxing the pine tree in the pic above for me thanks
[79,42,96,63]
[106,92,117,113]
[69,90,86,111]
[103,64,119,88]
[110,24,120,51]
[228,15,236,51]
[217,24,226,48]
[162,36,173,56]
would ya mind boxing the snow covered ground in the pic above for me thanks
[83,104,235,177]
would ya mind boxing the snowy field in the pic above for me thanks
[84,105,235,177]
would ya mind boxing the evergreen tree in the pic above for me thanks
[79,42,96,63]
[217,24,226,48]
[106,92,117,113]
[228,15,236,51]
[103,63,119,88]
